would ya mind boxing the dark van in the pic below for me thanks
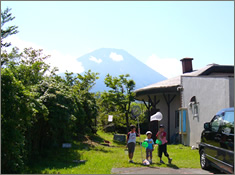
[199,107,234,174]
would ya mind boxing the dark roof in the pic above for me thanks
[200,65,234,75]
[135,64,234,99]
[135,76,181,97]
[181,64,234,76]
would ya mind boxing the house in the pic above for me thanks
[135,58,234,147]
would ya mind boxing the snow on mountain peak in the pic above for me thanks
[109,52,124,62]
[89,56,102,64]
[76,48,166,92]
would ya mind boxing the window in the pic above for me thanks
[211,115,223,132]
[192,103,199,117]
[223,111,234,124]
[189,96,199,117]
[222,111,234,134]
[175,110,179,128]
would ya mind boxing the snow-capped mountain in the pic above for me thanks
[77,48,166,92]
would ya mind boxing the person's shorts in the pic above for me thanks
[127,142,135,153]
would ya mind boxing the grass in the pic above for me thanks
[27,131,201,174]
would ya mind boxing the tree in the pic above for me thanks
[1,7,101,173]
[1,7,19,48]
[1,48,50,173]
[74,70,100,133]
[102,74,136,132]
[1,45,100,173]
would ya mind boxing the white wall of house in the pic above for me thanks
[181,76,234,147]
[229,77,234,107]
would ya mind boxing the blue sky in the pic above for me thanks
[1,1,234,78]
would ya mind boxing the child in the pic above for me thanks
[144,131,154,164]
[126,124,140,163]
[156,124,172,164]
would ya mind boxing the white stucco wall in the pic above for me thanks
[229,77,234,107]
[181,76,234,147]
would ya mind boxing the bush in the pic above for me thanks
[1,47,99,173]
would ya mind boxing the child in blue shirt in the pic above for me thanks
[144,131,155,164]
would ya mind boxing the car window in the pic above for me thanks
[222,111,234,134]
[211,115,223,132]
[223,111,234,124]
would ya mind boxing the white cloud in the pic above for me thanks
[3,35,85,74]
[89,56,102,64]
[109,52,124,62]
[146,54,182,79]
[45,50,85,74]
[4,35,42,51]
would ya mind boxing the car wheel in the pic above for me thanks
[200,149,210,170]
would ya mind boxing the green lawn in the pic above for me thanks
[28,131,201,174]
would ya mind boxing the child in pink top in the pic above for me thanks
[156,124,172,164]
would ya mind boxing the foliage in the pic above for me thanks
[1,68,31,173]
[1,46,52,173]
[1,7,18,48]
[97,100,149,134]
[74,71,100,133]
[100,74,136,132]
[1,7,151,174]
[0,7,98,173]
[97,74,149,134]
[1,46,99,173]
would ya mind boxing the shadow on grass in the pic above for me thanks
[72,142,92,150]
[88,133,105,143]
[72,142,114,153]
[113,140,126,146]
[131,162,149,167]
[89,133,127,147]
[93,146,114,153]
[88,133,127,148]
[27,132,118,173]
[27,148,86,174]
[29,161,86,174]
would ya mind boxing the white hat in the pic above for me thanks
[146,131,152,135]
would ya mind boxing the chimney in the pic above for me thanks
[180,57,193,74]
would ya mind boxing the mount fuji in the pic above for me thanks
[77,48,166,92]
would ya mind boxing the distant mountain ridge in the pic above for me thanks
[77,48,166,92]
